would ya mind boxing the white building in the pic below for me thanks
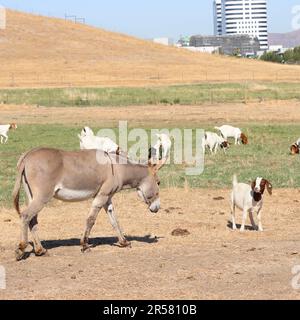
[153,38,174,46]
[214,0,268,50]
[213,0,223,35]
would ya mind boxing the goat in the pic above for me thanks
[290,138,300,155]
[202,131,229,154]
[78,126,120,154]
[13,147,166,260]
[0,123,17,144]
[230,175,272,232]
[149,133,172,161]
[215,125,248,145]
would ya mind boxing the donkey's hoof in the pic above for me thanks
[81,246,91,253]
[118,240,131,248]
[35,248,48,257]
[15,248,26,261]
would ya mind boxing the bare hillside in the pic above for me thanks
[0,9,299,87]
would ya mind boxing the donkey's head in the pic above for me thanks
[137,158,166,213]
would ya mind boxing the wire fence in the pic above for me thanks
[0,70,300,89]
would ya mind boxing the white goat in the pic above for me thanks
[230,175,272,232]
[78,127,120,154]
[202,131,229,154]
[0,124,17,144]
[149,133,172,161]
[215,125,248,145]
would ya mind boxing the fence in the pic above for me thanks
[0,69,300,89]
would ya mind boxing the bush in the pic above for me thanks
[260,51,283,63]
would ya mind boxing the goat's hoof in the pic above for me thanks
[35,248,48,257]
[118,240,131,248]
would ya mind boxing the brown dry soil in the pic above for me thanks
[1,189,300,300]
[1,100,300,127]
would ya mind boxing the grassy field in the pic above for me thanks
[1,82,300,107]
[1,123,299,207]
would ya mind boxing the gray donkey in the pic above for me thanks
[13,147,165,261]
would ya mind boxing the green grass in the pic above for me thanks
[1,82,300,107]
[1,123,300,208]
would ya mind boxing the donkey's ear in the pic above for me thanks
[148,157,167,174]
[266,181,273,195]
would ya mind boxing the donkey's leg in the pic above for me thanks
[80,194,108,252]
[29,216,47,256]
[104,199,131,248]
[16,200,45,261]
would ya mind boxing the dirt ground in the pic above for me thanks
[1,188,300,300]
[1,100,300,126]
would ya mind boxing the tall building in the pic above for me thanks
[213,0,223,35]
[214,0,268,50]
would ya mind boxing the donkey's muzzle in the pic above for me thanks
[149,198,160,213]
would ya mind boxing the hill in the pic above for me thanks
[269,30,300,48]
[0,9,299,88]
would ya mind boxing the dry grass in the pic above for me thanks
[1,100,300,127]
[0,10,300,88]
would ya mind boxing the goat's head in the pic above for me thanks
[251,177,273,196]
[137,158,166,213]
[81,126,94,137]
[9,123,17,130]
[220,140,229,150]
[290,144,299,155]
[240,133,248,145]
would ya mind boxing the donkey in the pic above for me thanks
[13,147,165,261]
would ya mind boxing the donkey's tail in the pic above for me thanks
[12,160,25,216]
[12,149,37,216]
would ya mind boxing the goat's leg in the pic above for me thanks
[80,195,108,252]
[4,135,8,143]
[0,135,3,144]
[231,202,237,230]
[16,200,45,261]
[240,209,248,232]
[104,199,131,248]
[257,209,263,232]
[249,210,257,231]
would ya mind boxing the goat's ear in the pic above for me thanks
[78,134,82,142]
[251,180,256,190]
[266,181,273,195]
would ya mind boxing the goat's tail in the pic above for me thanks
[214,126,221,131]
[232,174,238,187]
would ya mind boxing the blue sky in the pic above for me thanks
[1,0,299,39]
